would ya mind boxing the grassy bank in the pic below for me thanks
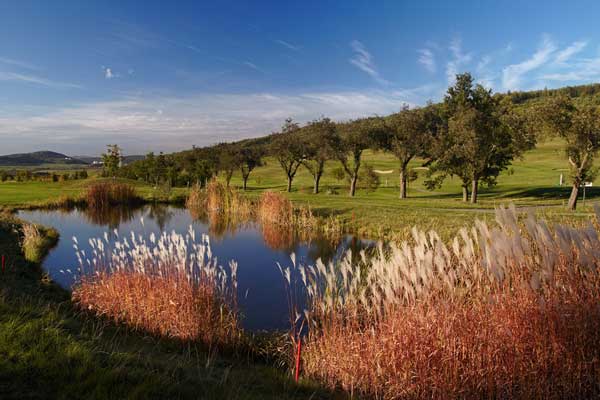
[1,140,599,239]
[0,213,338,399]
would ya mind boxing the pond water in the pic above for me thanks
[18,205,372,331]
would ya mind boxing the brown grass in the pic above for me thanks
[187,180,251,221]
[85,182,139,209]
[257,191,293,225]
[286,205,600,399]
[72,229,240,347]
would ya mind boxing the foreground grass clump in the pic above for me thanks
[286,205,600,399]
[72,228,240,347]
[85,182,140,209]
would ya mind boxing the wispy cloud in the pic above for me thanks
[275,39,300,51]
[0,71,81,89]
[349,40,389,85]
[417,48,436,73]
[502,35,556,90]
[554,40,587,64]
[243,61,264,73]
[0,57,40,71]
[0,86,433,154]
[446,38,472,85]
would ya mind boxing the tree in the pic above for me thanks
[382,105,438,198]
[540,95,600,210]
[301,117,336,194]
[428,73,521,203]
[217,144,239,187]
[331,117,384,197]
[101,144,122,178]
[271,118,306,192]
[237,144,264,190]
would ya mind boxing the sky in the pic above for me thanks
[2,0,600,156]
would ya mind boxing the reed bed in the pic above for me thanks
[257,191,293,225]
[72,227,240,347]
[283,205,600,399]
[85,182,140,209]
[187,181,252,221]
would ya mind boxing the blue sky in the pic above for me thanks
[1,0,600,155]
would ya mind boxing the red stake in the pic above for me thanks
[294,337,302,383]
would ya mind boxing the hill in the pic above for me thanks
[0,151,87,166]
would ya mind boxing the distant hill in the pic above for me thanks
[0,151,87,166]
[74,155,145,165]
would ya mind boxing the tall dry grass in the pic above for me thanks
[283,205,600,399]
[72,228,240,347]
[187,180,251,221]
[85,182,139,209]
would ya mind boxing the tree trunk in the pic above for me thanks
[313,174,321,194]
[242,176,248,191]
[567,184,579,210]
[287,176,293,192]
[399,168,407,199]
[462,185,469,202]
[349,174,358,197]
[470,179,479,204]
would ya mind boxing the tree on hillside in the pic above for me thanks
[271,118,306,192]
[237,144,264,190]
[217,144,239,187]
[331,117,385,197]
[301,117,336,194]
[427,73,522,203]
[540,95,600,210]
[382,104,439,198]
[102,144,122,178]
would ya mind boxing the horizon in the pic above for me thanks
[2,0,600,155]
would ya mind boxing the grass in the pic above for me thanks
[84,181,141,209]
[2,139,598,240]
[283,205,600,399]
[0,213,342,399]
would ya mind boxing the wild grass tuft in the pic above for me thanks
[85,182,140,209]
[283,204,600,399]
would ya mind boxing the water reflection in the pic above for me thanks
[18,205,374,331]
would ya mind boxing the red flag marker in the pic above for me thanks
[294,337,302,383]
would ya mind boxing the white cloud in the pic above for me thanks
[0,57,40,71]
[0,71,81,89]
[417,48,436,73]
[554,41,587,64]
[349,40,389,85]
[446,38,472,85]
[104,67,115,79]
[275,39,300,51]
[243,61,263,73]
[502,36,556,90]
[0,87,434,154]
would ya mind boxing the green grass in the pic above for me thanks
[1,139,597,238]
[0,214,340,399]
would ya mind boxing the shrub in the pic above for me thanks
[283,205,600,399]
[72,229,240,347]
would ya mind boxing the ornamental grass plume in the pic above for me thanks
[72,226,240,347]
[282,205,600,399]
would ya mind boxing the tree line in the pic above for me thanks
[110,73,600,210]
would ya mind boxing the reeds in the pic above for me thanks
[284,204,600,399]
[72,227,240,347]
[257,191,293,225]
[85,182,140,209]
[187,180,252,221]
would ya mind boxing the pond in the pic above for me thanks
[19,205,372,331]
